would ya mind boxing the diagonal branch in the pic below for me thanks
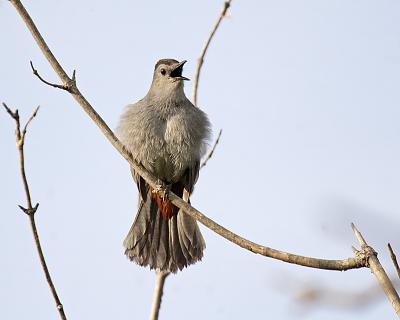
[351,223,400,316]
[9,0,369,273]
[192,0,232,106]
[2,102,67,320]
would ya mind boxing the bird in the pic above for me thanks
[116,59,211,273]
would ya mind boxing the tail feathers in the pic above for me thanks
[124,195,205,273]
[177,212,205,262]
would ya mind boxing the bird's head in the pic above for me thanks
[149,59,189,98]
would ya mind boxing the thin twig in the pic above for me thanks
[200,129,222,169]
[351,223,400,316]
[2,102,67,319]
[388,243,400,280]
[2,101,18,118]
[30,61,73,91]
[149,271,169,320]
[9,0,370,273]
[192,0,232,106]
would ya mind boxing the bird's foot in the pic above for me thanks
[152,179,170,201]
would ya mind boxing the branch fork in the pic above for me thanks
[18,203,40,216]
[3,101,67,320]
[352,245,377,269]
[351,223,400,315]
[30,61,76,93]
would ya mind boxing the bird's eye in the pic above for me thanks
[160,68,166,76]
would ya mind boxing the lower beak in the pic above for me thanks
[177,76,190,81]
[171,60,190,81]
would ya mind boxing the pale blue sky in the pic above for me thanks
[1,1,400,319]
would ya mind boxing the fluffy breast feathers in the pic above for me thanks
[116,99,211,182]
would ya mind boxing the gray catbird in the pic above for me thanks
[116,59,211,273]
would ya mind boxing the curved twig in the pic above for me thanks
[29,61,76,91]
[9,0,369,273]
[192,0,232,106]
[2,102,67,320]
[200,129,222,169]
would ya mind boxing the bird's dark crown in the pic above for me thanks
[154,59,179,71]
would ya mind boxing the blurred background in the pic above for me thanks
[1,1,400,319]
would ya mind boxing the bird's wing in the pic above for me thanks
[181,160,200,195]
[131,166,148,202]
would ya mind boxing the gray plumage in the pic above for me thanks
[116,59,211,273]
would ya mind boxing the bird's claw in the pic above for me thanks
[152,179,170,201]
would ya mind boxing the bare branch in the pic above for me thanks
[21,105,40,143]
[30,61,74,92]
[192,0,232,106]
[2,102,19,119]
[9,0,371,273]
[149,271,169,320]
[3,102,67,320]
[388,243,400,280]
[351,223,400,316]
[201,129,222,169]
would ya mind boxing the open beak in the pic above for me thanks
[170,60,189,81]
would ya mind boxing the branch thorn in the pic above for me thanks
[351,222,367,247]
[18,203,39,216]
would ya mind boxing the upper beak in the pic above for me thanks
[170,60,190,81]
